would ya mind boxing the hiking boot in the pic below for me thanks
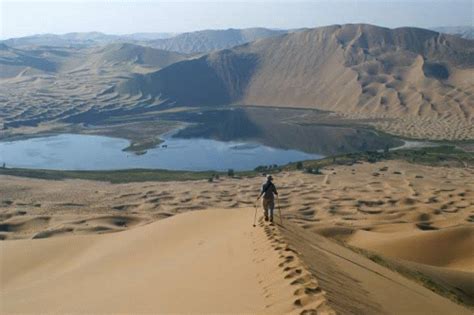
[270,217,273,223]
[264,216,269,221]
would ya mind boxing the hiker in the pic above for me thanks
[257,175,278,222]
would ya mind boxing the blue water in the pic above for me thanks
[0,134,321,171]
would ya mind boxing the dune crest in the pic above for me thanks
[0,208,333,314]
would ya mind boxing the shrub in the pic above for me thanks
[227,169,234,177]
[368,157,377,163]
[296,161,303,170]
[305,167,322,175]
[254,165,267,172]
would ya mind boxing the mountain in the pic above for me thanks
[1,28,286,52]
[0,32,176,48]
[119,33,176,41]
[0,43,187,79]
[88,43,187,69]
[146,28,287,53]
[118,24,474,140]
[1,32,121,48]
[432,26,474,40]
[0,43,69,78]
[0,42,189,129]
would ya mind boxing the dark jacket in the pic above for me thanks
[261,181,278,200]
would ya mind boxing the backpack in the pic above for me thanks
[262,181,275,199]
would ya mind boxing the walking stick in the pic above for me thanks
[277,195,283,225]
[253,200,258,227]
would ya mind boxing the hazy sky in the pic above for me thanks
[1,0,472,39]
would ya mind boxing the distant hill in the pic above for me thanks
[0,43,65,78]
[1,28,286,53]
[0,32,176,48]
[1,32,122,48]
[146,28,288,53]
[89,43,187,69]
[0,42,187,78]
[118,24,474,140]
[120,33,176,41]
[432,26,474,40]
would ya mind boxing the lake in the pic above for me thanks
[0,133,321,171]
[158,108,404,155]
[0,108,407,171]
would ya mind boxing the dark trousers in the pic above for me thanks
[262,198,274,219]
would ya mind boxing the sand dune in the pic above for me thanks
[2,24,473,140]
[0,208,333,314]
[147,27,287,53]
[118,24,474,140]
[383,258,474,306]
[347,223,474,305]
[1,207,470,314]
[280,220,471,314]
[1,160,473,311]
[348,226,474,271]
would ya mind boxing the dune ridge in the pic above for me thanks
[279,219,471,314]
[0,208,334,314]
[348,226,474,271]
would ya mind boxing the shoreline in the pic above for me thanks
[3,105,473,155]
[1,145,472,183]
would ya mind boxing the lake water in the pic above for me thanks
[0,134,321,171]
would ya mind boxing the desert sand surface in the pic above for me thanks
[0,160,473,313]
[1,160,472,241]
[280,220,471,314]
[1,208,334,314]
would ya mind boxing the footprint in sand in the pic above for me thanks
[284,269,303,279]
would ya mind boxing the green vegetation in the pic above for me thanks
[122,138,164,154]
[304,167,322,175]
[0,168,233,184]
[254,164,280,172]
[283,145,474,171]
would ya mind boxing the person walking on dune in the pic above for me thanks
[257,175,278,223]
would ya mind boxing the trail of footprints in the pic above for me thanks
[254,217,334,315]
